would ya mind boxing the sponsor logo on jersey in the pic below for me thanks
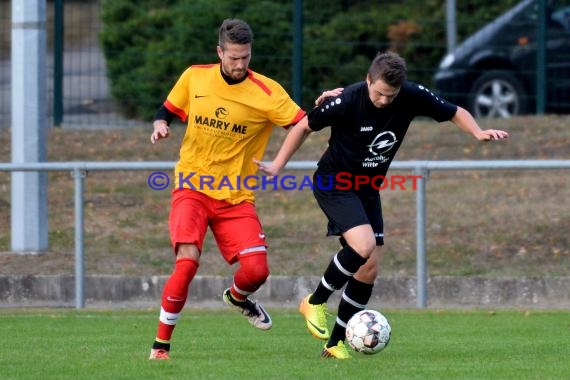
[367,131,397,156]
[194,114,248,135]
[215,107,228,119]
[363,131,397,168]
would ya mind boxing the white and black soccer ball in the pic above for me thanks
[345,309,391,354]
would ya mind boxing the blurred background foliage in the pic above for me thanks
[99,0,519,120]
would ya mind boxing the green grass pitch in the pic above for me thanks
[1,308,569,379]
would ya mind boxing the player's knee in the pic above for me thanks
[342,226,378,258]
[239,252,269,286]
[247,264,270,285]
[351,238,376,258]
[240,265,269,289]
[176,243,200,261]
[355,259,378,282]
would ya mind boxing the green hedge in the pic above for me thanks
[100,0,519,120]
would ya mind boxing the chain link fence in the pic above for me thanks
[1,0,142,129]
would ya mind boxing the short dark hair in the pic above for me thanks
[368,52,407,88]
[218,19,253,49]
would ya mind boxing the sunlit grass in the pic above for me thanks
[1,308,569,380]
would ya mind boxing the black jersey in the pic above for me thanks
[308,81,457,177]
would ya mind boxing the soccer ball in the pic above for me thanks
[345,309,391,354]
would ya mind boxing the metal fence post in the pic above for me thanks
[415,166,428,308]
[292,0,303,105]
[71,168,87,309]
[535,0,547,115]
[53,0,64,126]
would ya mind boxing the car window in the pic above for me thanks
[551,6,570,30]
[514,1,539,24]
[519,1,570,30]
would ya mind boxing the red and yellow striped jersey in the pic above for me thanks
[164,63,305,204]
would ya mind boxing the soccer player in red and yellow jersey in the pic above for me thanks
[148,18,305,360]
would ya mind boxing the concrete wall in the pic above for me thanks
[1,275,569,309]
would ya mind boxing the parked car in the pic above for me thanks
[434,0,570,118]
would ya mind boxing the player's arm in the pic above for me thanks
[256,88,342,175]
[151,67,191,144]
[150,104,175,144]
[451,106,509,141]
[255,115,312,177]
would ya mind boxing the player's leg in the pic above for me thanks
[323,246,380,358]
[322,194,384,358]
[222,251,272,330]
[212,201,272,330]
[301,179,375,341]
[311,225,375,304]
[149,190,208,360]
[300,224,373,340]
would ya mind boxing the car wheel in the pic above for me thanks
[469,70,527,118]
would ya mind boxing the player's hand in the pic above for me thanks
[314,87,344,107]
[475,129,509,141]
[151,121,170,144]
[254,158,279,180]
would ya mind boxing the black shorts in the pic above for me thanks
[312,171,384,246]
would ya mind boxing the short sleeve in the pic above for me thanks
[307,96,346,131]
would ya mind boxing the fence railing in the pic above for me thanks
[1,159,569,309]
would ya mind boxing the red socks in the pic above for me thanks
[155,258,199,343]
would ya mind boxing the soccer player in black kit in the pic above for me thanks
[257,51,509,359]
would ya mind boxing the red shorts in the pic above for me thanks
[169,189,267,264]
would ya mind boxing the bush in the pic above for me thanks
[100,0,520,120]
